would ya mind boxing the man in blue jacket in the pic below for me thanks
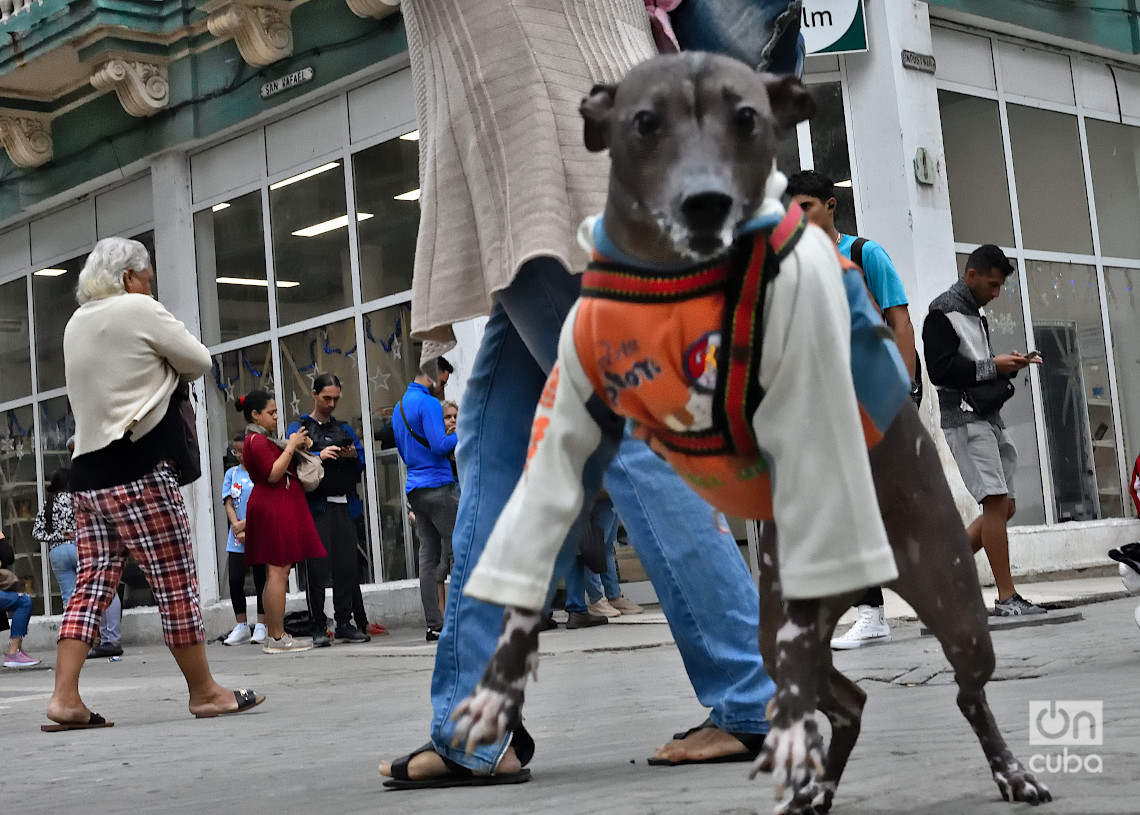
[393,357,457,641]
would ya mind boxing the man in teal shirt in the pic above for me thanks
[788,170,917,649]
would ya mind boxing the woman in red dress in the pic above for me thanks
[236,391,326,654]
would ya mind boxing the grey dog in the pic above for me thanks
[448,52,1051,814]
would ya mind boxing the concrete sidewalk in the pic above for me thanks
[5,573,1138,815]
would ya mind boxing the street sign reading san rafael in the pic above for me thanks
[802,0,868,56]
[260,67,314,99]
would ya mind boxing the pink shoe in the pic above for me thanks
[3,650,40,668]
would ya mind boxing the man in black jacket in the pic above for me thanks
[923,244,1044,617]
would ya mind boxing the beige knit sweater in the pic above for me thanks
[64,294,212,456]
[402,0,657,352]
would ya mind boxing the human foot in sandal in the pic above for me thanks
[648,718,765,765]
[379,744,526,789]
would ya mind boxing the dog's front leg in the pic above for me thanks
[752,598,828,815]
[451,606,543,756]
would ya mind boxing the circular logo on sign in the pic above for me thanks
[684,331,721,393]
[801,0,864,55]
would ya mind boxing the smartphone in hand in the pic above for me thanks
[1024,350,1041,361]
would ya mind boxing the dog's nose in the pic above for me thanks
[680,191,734,233]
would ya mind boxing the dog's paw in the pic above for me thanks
[450,684,518,756]
[994,764,1052,806]
[750,715,826,814]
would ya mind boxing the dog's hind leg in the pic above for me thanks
[869,403,1051,806]
[450,607,543,756]
[757,522,862,814]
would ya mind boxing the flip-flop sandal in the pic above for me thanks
[195,689,266,719]
[383,742,531,790]
[41,711,115,732]
[649,717,765,766]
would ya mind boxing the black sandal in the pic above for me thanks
[648,716,765,765]
[383,742,531,790]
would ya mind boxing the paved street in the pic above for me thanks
[5,591,1138,815]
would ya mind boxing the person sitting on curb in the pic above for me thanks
[1,533,40,668]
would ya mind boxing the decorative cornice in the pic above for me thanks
[205,0,293,68]
[0,109,51,167]
[0,0,42,24]
[90,58,169,117]
[344,0,399,19]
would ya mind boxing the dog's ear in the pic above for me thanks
[580,83,618,152]
[759,74,816,131]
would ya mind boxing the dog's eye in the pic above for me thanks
[734,106,759,136]
[633,110,661,137]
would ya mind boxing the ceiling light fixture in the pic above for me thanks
[211,202,231,212]
[394,189,421,201]
[216,277,300,288]
[291,212,374,238]
[269,162,341,191]
[835,179,853,188]
[34,268,67,276]
[400,130,420,141]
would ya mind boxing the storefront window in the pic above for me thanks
[353,136,419,303]
[32,254,84,393]
[1006,105,1093,254]
[362,303,421,581]
[1086,119,1140,261]
[269,162,353,327]
[1105,266,1140,517]
[807,82,856,234]
[1,405,42,612]
[38,395,73,612]
[206,341,275,596]
[278,318,374,583]
[195,191,270,345]
[956,254,1046,524]
[0,277,31,402]
[1025,261,1121,520]
[939,91,1016,247]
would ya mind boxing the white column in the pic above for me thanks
[842,0,957,314]
[151,151,220,606]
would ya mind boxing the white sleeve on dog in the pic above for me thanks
[463,301,602,611]
[752,227,899,600]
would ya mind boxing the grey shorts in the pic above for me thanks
[944,420,1017,503]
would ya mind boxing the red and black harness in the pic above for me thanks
[580,206,808,457]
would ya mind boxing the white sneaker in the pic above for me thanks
[224,623,252,646]
[587,597,621,618]
[250,623,268,644]
[262,634,314,654]
[830,605,891,650]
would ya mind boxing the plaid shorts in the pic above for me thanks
[60,464,205,648]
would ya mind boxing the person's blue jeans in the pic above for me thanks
[0,590,32,640]
[428,258,774,773]
[565,499,618,612]
[48,542,121,643]
[585,499,621,603]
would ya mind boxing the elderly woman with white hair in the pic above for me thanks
[43,236,264,731]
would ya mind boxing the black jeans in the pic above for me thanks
[227,551,266,619]
[305,501,363,631]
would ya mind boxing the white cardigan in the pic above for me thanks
[64,294,212,456]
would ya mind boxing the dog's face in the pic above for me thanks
[581,53,814,260]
